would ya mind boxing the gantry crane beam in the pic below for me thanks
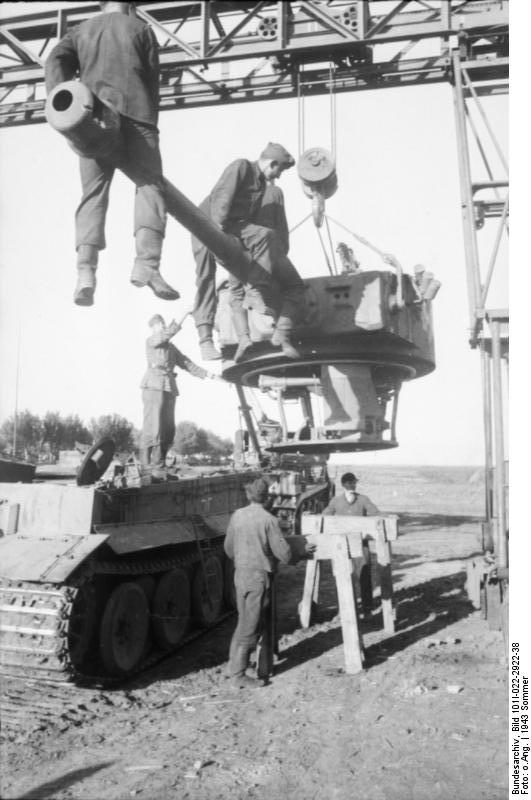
[0,1,508,125]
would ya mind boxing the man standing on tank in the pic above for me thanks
[140,314,217,480]
[191,143,304,361]
[45,1,179,307]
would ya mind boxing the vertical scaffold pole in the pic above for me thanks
[480,342,493,522]
[490,318,507,569]
[451,50,482,338]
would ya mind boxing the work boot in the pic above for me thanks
[231,674,262,689]
[151,448,167,481]
[131,228,179,301]
[231,308,253,363]
[139,447,151,468]
[197,324,221,361]
[74,245,98,306]
[271,323,300,359]
[229,644,262,689]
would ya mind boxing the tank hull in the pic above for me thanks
[0,472,259,683]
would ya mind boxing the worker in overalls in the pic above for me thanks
[140,314,215,479]
[191,143,303,360]
[229,180,306,362]
[224,477,292,688]
[44,1,179,306]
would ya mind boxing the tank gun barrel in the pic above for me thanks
[45,81,269,287]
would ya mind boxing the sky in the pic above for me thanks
[0,1,510,467]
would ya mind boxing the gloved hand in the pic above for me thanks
[304,542,317,559]
[382,253,399,268]
[167,320,182,337]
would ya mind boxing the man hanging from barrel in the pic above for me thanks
[44,1,179,306]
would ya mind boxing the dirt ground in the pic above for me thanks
[1,466,507,800]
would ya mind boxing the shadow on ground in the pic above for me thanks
[15,762,114,799]
[272,570,474,675]
[397,512,482,532]
[126,558,475,689]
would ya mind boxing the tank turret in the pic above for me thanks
[217,268,436,455]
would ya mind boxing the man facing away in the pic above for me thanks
[323,472,380,516]
[45,1,179,307]
[224,477,292,689]
[140,314,217,479]
[192,143,304,360]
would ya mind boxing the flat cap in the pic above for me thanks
[245,477,270,503]
[149,314,165,327]
[261,142,295,169]
[341,472,358,484]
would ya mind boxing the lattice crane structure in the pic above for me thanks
[0,1,509,566]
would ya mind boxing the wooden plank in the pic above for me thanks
[1,503,20,535]
[300,515,323,535]
[466,559,482,610]
[331,536,364,674]
[383,515,399,541]
[375,537,395,634]
[299,559,319,628]
[344,532,364,558]
[317,514,399,541]
[323,516,378,535]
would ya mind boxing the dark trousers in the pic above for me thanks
[229,568,270,676]
[191,237,217,328]
[229,250,305,329]
[192,221,279,329]
[76,117,166,250]
[141,389,176,465]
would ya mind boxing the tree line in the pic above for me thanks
[0,411,233,461]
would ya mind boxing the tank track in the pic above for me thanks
[0,539,229,688]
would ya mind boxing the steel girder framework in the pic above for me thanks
[0,1,508,125]
[449,30,508,568]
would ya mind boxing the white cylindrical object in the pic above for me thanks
[319,364,384,434]
[45,80,121,159]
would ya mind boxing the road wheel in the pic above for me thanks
[68,583,98,669]
[192,555,223,626]
[136,575,157,607]
[99,582,149,676]
[223,557,237,610]
[152,568,191,650]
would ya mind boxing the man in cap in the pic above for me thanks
[192,143,302,360]
[323,471,379,619]
[140,314,217,479]
[323,472,379,516]
[45,1,179,306]
[224,476,292,688]
[229,179,306,362]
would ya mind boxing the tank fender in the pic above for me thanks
[97,515,226,555]
[0,533,108,583]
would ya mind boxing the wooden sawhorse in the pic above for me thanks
[298,515,398,664]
